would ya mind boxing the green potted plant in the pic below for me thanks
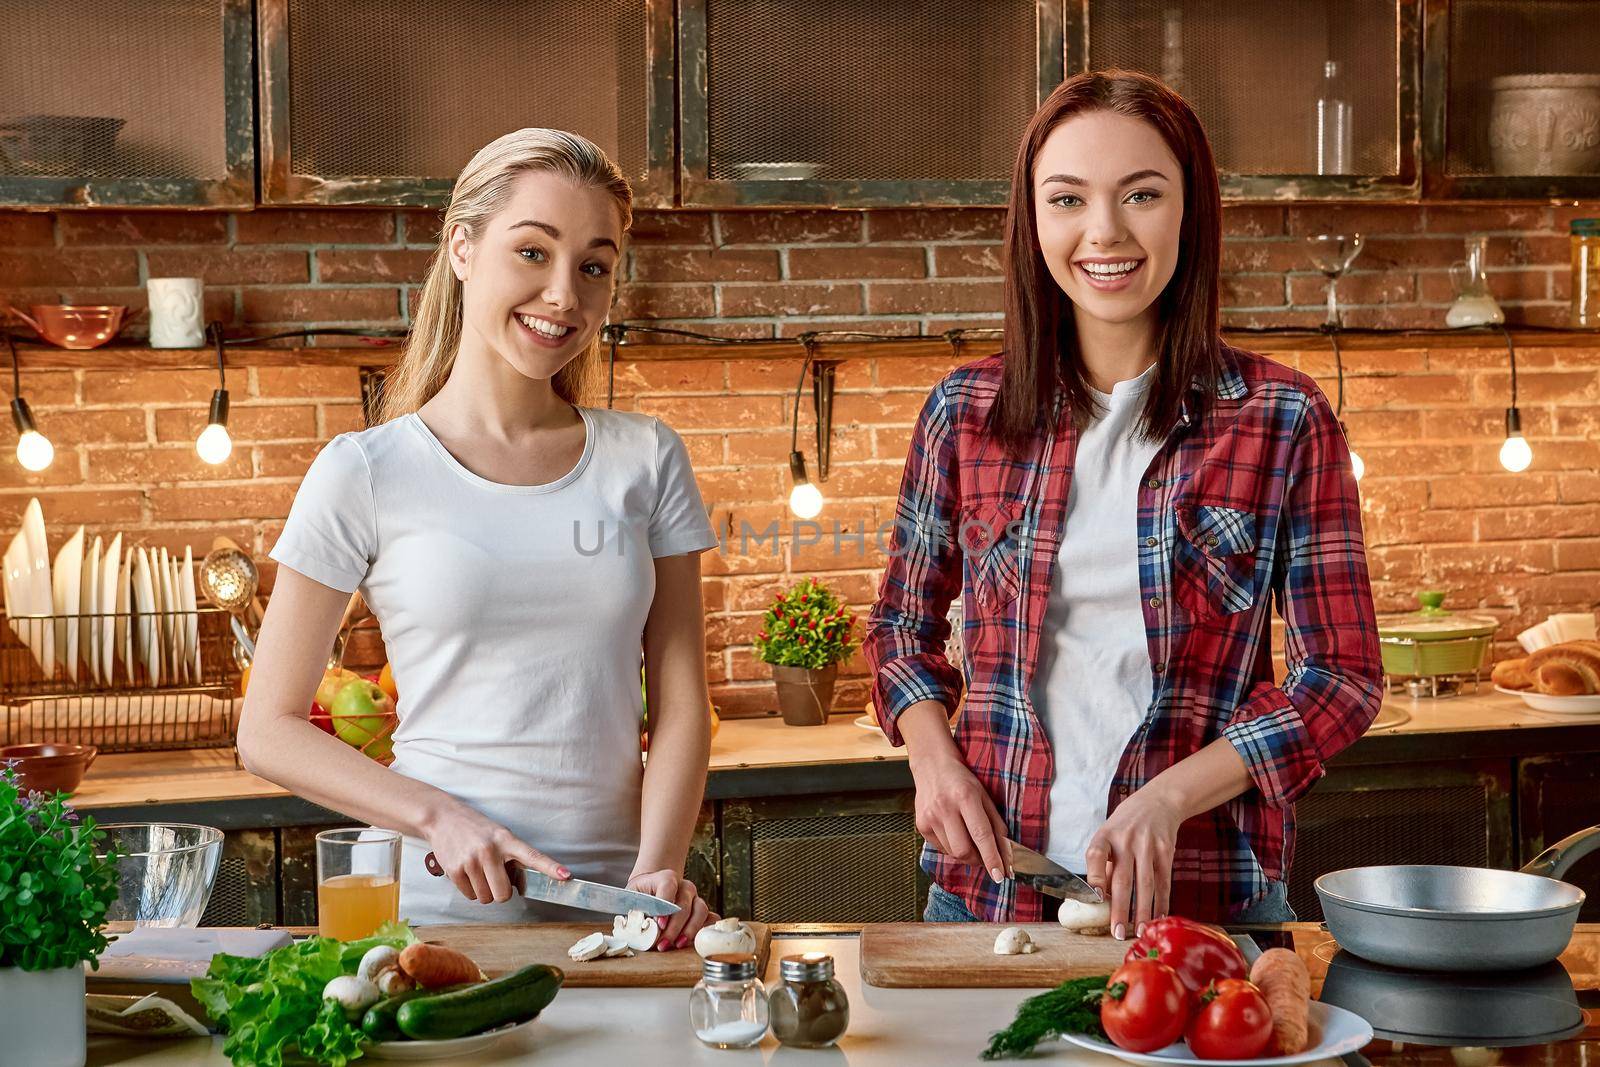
[754,578,859,727]
[0,765,119,1067]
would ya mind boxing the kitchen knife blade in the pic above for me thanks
[1006,840,1104,905]
[516,868,682,917]
[421,851,680,917]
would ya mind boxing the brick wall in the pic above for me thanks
[0,203,1595,711]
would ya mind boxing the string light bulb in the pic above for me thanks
[6,331,52,471]
[1496,327,1530,473]
[198,323,233,465]
[788,452,824,519]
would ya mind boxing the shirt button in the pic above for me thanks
[1205,535,1219,548]
[1146,478,1161,489]
[1153,662,1166,673]
[1148,595,1163,608]
[1145,536,1159,547]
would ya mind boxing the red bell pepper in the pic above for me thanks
[1123,916,1247,996]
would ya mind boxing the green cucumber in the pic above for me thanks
[360,984,469,1042]
[396,964,564,1042]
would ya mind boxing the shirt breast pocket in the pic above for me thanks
[960,502,1024,612]
[1172,503,1259,622]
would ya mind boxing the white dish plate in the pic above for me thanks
[132,548,159,687]
[5,530,47,673]
[1494,685,1600,715]
[83,537,101,684]
[363,1017,537,1060]
[52,526,84,682]
[854,713,882,732]
[1057,1001,1372,1067]
[115,547,133,684]
[21,498,53,675]
[100,533,121,685]
[181,545,200,681]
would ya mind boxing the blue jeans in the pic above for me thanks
[922,879,1297,924]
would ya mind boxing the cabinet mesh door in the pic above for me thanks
[750,810,923,923]
[281,0,649,185]
[704,0,1038,182]
[0,0,226,180]
[1087,0,1399,176]
[1288,783,1489,921]
[1445,0,1600,177]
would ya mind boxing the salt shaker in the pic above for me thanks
[690,953,768,1049]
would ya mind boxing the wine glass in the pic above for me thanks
[1305,233,1365,328]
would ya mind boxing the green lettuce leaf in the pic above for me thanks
[190,925,416,1067]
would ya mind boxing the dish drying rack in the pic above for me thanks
[0,608,241,753]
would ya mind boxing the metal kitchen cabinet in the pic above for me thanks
[0,0,255,208]
[257,0,675,206]
[720,791,930,923]
[1288,758,1515,921]
[678,0,1066,207]
[1517,754,1600,923]
[1070,0,1420,201]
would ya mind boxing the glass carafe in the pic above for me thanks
[1446,235,1505,327]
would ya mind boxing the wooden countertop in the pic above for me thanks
[67,688,1579,812]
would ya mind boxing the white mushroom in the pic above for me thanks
[322,975,381,1020]
[602,935,635,958]
[1057,898,1112,936]
[355,945,401,985]
[375,967,415,995]
[694,917,757,959]
[613,910,660,952]
[567,932,608,962]
[993,927,1034,956]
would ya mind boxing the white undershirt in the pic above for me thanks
[1032,364,1161,872]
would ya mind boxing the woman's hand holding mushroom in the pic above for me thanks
[627,868,713,950]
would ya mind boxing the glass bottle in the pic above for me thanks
[769,953,850,1049]
[690,954,768,1049]
[1316,61,1354,175]
[1446,235,1505,327]
[1571,218,1600,328]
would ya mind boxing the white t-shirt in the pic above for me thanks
[269,406,719,923]
[1032,364,1162,873]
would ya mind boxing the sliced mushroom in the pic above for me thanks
[602,935,635,958]
[567,931,608,962]
[1057,898,1112,936]
[694,917,757,959]
[613,909,660,952]
[993,927,1034,955]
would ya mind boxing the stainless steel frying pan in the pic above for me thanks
[1315,824,1600,972]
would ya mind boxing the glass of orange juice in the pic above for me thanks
[316,827,401,940]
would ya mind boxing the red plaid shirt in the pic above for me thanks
[866,344,1383,923]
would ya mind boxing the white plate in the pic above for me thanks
[115,547,133,684]
[154,547,176,683]
[1058,1001,1372,1067]
[181,545,200,681]
[21,498,53,675]
[854,713,883,732]
[1494,685,1600,716]
[5,529,48,673]
[132,547,159,688]
[83,537,101,684]
[363,1017,537,1060]
[52,526,84,682]
[100,533,121,685]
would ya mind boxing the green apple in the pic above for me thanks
[315,667,364,711]
[328,678,394,761]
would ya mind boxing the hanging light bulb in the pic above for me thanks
[1348,446,1365,482]
[1499,408,1532,473]
[197,323,233,465]
[788,451,824,519]
[6,332,52,471]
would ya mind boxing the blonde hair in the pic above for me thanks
[378,128,633,422]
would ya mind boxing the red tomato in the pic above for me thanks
[1124,916,1248,996]
[1186,979,1273,1060]
[1101,958,1193,1053]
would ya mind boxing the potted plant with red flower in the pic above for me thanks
[753,578,858,726]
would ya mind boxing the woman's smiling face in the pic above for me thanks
[450,170,624,382]
[1033,110,1185,329]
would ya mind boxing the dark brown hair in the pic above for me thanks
[989,69,1223,453]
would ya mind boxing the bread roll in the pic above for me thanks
[1528,642,1600,696]
[1491,657,1533,690]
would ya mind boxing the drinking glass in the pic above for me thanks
[316,827,400,940]
[1305,233,1365,328]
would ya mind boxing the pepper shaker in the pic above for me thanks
[768,952,849,1049]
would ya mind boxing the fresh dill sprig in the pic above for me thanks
[981,974,1110,1060]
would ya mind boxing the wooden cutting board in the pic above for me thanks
[859,923,1129,988]
[416,922,771,987]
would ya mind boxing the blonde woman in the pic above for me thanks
[239,129,719,943]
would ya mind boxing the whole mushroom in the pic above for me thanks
[694,917,757,959]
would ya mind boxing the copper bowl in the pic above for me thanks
[8,304,128,349]
[0,742,98,796]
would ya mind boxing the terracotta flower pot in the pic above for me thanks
[771,662,838,727]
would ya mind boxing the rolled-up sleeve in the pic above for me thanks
[1223,389,1383,807]
[865,381,966,747]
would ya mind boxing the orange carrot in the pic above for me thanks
[399,942,482,989]
[1249,948,1311,1055]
